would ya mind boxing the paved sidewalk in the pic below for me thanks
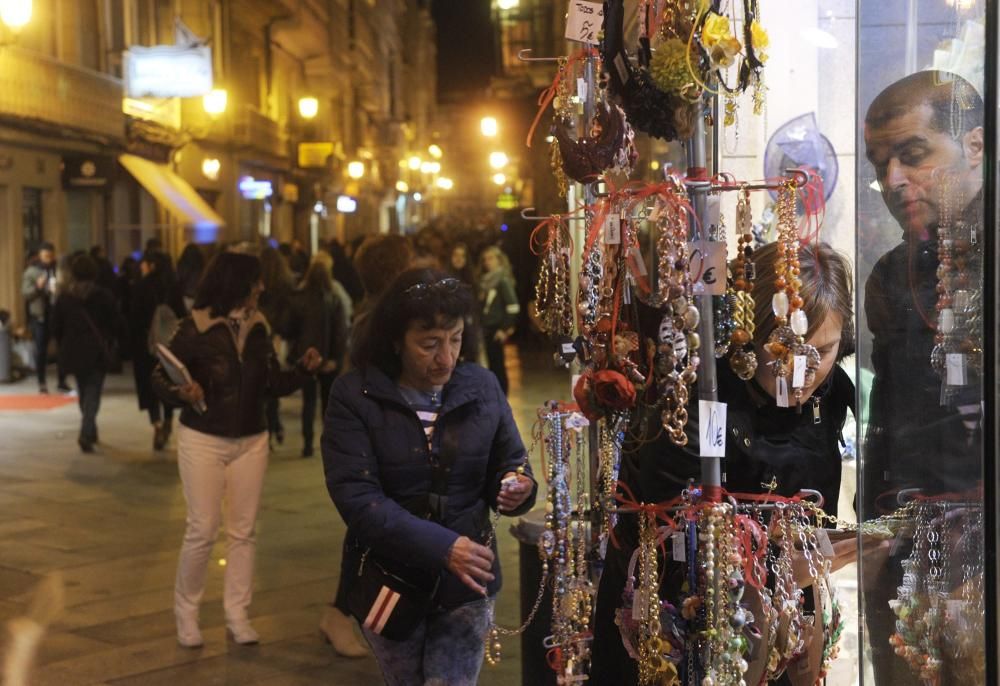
[0,351,568,685]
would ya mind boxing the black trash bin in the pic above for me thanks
[511,509,556,686]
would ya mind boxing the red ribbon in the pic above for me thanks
[526,48,597,149]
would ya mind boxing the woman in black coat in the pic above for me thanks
[130,251,186,450]
[589,242,860,685]
[51,255,125,452]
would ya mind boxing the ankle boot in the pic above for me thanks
[319,606,368,657]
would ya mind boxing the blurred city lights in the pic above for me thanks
[297,96,319,119]
[481,116,498,137]
[489,151,509,170]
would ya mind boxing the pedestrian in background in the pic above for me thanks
[258,246,296,447]
[130,251,186,451]
[21,242,59,394]
[50,255,124,452]
[152,252,322,648]
[175,243,207,313]
[477,246,519,394]
[291,252,348,458]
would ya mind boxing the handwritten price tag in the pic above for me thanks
[699,400,727,457]
[603,214,621,244]
[687,241,726,295]
[565,1,603,45]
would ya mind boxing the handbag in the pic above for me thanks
[343,425,459,641]
[344,544,441,641]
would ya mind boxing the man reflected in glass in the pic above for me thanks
[862,70,984,685]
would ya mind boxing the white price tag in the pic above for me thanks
[561,342,576,355]
[813,528,835,559]
[687,241,726,295]
[576,77,588,102]
[604,214,622,244]
[699,400,727,457]
[672,532,686,561]
[565,1,603,45]
[946,353,967,385]
[776,377,790,408]
[792,355,807,388]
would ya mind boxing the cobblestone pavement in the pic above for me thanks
[0,349,862,685]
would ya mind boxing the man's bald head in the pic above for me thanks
[866,70,982,140]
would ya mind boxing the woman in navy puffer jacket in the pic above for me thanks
[322,268,537,686]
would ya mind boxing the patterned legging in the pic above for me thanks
[361,596,493,686]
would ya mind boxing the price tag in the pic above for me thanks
[576,77,588,102]
[776,377,789,408]
[604,214,621,244]
[699,400,727,457]
[792,355,807,388]
[565,1,603,45]
[687,241,726,295]
[946,353,967,385]
[813,528,835,559]
[672,532,686,561]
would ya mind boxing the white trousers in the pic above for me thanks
[174,424,269,621]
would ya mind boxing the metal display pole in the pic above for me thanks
[686,107,721,500]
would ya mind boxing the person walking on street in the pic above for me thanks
[21,242,58,393]
[477,246,519,394]
[259,246,296,447]
[50,255,125,452]
[291,253,348,458]
[152,252,322,648]
[131,251,187,451]
[323,268,537,685]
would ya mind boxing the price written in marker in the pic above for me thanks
[603,214,621,244]
[565,1,603,45]
[688,241,726,295]
[699,400,727,457]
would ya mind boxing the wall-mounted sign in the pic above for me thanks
[122,96,182,130]
[496,192,517,210]
[62,155,115,188]
[124,44,213,98]
[298,142,335,169]
[239,176,273,200]
[282,183,299,202]
[336,195,358,213]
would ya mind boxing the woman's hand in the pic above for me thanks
[298,347,323,372]
[445,536,495,596]
[177,381,204,406]
[497,472,533,513]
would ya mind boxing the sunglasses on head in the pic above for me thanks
[403,277,462,298]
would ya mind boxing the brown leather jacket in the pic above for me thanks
[152,308,309,438]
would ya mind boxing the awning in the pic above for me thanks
[118,153,225,230]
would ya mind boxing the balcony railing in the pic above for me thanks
[0,47,125,141]
[232,105,289,160]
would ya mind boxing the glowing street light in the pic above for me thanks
[436,177,454,190]
[347,161,365,179]
[201,158,221,181]
[489,151,509,170]
[427,144,443,159]
[0,0,32,29]
[395,180,409,193]
[407,156,423,171]
[421,161,441,174]
[492,173,506,186]
[481,116,498,137]
[202,88,228,117]
[497,0,519,9]
[297,96,319,119]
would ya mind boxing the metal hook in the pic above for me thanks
[785,168,811,188]
[518,48,566,63]
[796,489,825,507]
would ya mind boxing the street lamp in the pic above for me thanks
[297,96,319,119]
[0,0,31,30]
[480,116,498,137]
[436,177,454,190]
[492,173,506,186]
[201,158,221,181]
[489,151,509,170]
[496,0,519,9]
[395,181,409,193]
[347,161,365,179]
[202,88,228,117]
[428,144,443,159]
[407,156,423,171]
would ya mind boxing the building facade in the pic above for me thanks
[0,0,439,325]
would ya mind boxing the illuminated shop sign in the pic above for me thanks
[336,195,358,213]
[239,176,274,200]
[124,44,213,98]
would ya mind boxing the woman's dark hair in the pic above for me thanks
[70,254,98,282]
[352,268,474,378]
[193,252,262,317]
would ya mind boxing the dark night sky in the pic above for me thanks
[430,0,496,100]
